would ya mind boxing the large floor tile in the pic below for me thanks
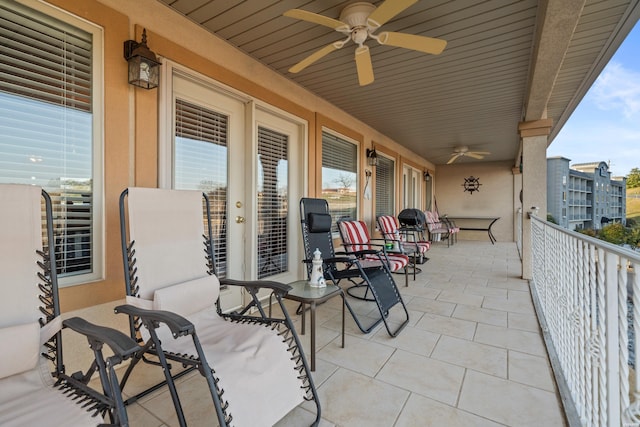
[317,334,395,376]
[376,350,465,405]
[306,368,409,427]
[372,324,440,356]
[452,304,508,327]
[431,335,507,377]
[395,393,503,427]
[415,312,477,340]
[508,312,541,332]
[474,323,547,356]
[458,370,566,426]
[406,296,456,316]
[483,295,535,315]
[437,289,484,307]
[508,350,556,391]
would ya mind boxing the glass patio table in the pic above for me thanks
[283,280,345,371]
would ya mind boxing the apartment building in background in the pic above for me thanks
[547,157,627,231]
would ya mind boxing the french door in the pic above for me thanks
[162,66,305,311]
[403,165,422,209]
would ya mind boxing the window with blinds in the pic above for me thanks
[174,98,229,277]
[321,132,357,231]
[375,155,395,217]
[0,1,97,280]
[257,127,288,279]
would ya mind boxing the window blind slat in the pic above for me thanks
[174,98,229,277]
[257,126,289,279]
[0,2,95,278]
[376,156,395,217]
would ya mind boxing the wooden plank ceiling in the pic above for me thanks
[157,0,639,166]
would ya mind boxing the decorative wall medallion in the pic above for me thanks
[462,176,481,194]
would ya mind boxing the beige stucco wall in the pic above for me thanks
[39,0,439,311]
[434,161,516,243]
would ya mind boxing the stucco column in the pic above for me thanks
[519,119,552,279]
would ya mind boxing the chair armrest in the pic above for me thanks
[114,304,195,337]
[220,278,292,295]
[63,317,139,359]
[303,255,356,265]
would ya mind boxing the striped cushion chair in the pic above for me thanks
[433,211,460,244]
[377,215,430,255]
[338,219,410,287]
[377,215,430,273]
[424,210,453,247]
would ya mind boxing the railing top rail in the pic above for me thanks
[530,215,640,262]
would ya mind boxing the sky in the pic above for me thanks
[547,21,640,178]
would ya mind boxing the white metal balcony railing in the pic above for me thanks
[529,215,640,427]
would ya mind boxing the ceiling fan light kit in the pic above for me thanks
[283,0,447,86]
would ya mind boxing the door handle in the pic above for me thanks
[235,216,246,224]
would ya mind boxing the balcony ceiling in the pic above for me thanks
[157,0,639,166]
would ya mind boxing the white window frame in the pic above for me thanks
[9,0,105,286]
[320,128,360,232]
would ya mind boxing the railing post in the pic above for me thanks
[604,249,621,427]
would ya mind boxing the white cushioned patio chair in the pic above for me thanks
[117,187,320,427]
[0,184,138,427]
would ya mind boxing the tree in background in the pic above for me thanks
[599,223,628,245]
[627,167,640,188]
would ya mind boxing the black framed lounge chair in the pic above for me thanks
[299,197,409,337]
[0,184,137,426]
[118,187,320,427]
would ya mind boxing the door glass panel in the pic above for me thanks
[174,98,228,277]
[257,126,288,279]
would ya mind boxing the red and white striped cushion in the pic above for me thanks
[385,253,409,271]
[377,215,398,240]
[339,220,372,252]
[339,220,409,272]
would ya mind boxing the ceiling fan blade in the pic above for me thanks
[470,151,491,155]
[367,0,417,28]
[283,9,347,31]
[377,32,447,55]
[466,153,485,160]
[289,43,340,73]
[355,45,374,86]
[447,153,462,164]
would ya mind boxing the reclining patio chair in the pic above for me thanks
[300,198,409,337]
[0,184,138,426]
[376,214,430,282]
[337,219,411,288]
[118,187,319,427]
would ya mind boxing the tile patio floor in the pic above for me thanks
[67,241,567,426]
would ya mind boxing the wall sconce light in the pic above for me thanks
[366,148,378,167]
[424,171,431,181]
[123,29,160,89]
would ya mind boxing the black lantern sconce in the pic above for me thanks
[366,148,378,167]
[124,29,160,89]
[424,171,431,181]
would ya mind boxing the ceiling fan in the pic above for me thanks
[447,146,491,164]
[283,0,447,86]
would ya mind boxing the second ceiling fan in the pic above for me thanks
[283,0,447,86]
[447,146,491,164]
